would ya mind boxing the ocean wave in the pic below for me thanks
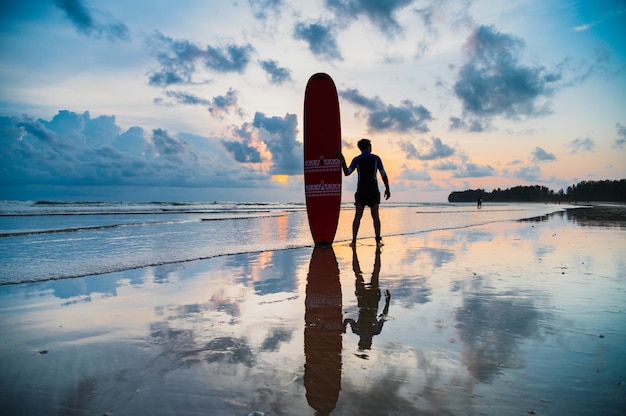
[0,202,578,286]
[0,212,289,237]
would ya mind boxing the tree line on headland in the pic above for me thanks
[448,179,626,203]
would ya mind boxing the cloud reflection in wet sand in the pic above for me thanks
[0,209,624,415]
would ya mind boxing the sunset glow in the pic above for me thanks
[272,175,290,185]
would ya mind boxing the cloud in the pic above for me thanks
[208,88,242,117]
[222,137,263,164]
[456,291,542,382]
[530,147,556,162]
[514,165,543,182]
[155,88,242,117]
[111,126,147,155]
[567,137,595,153]
[54,0,130,41]
[340,88,432,133]
[260,60,292,84]
[159,90,212,106]
[449,116,491,133]
[614,122,626,149]
[248,0,284,20]
[253,112,302,174]
[432,161,457,171]
[0,111,270,194]
[400,137,455,160]
[452,25,561,126]
[205,44,255,73]
[452,160,496,178]
[399,164,431,181]
[146,32,254,86]
[294,21,342,61]
[325,0,412,36]
[219,111,302,174]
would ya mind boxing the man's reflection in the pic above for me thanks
[304,246,342,415]
[343,246,390,352]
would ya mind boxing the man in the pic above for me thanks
[338,139,390,247]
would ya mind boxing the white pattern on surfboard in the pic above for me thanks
[305,180,341,197]
[304,157,341,173]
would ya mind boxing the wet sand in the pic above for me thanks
[0,206,624,415]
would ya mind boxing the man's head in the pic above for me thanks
[357,139,371,152]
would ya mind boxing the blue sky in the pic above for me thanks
[1,0,625,202]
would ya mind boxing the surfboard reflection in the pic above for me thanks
[342,246,390,352]
[304,246,342,416]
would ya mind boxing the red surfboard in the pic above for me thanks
[304,73,342,245]
[304,246,342,413]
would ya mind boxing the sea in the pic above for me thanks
[0,200,575,286]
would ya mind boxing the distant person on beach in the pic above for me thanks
[477,197,482,208]
[338,139,390,247]
[343,246,390,352]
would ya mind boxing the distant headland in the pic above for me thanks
[448,179,626,203]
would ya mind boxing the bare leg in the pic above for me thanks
[351,204,365,246]
[371,204,383,246]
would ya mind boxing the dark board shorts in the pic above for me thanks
[355,190,380,207]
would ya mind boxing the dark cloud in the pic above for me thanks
[146,32,254,86]
[220,112,302,173]
[567,137,595,153]
[155,89,242,117]
[452,25,561,128]
[253,112,302,175]
[205,44,255,73]
[339,88,378,110]
[325,0,412,36]
[208,88,242,117]
[293,21,342,61]
[0,110,269,194]
[399,141,419,159]
[614,122,626,149]
[146,33,203,86]
[248,0,283,20]
[222,123,263,163]
[15,116,59,144]
[432,161,457,171]
[260,60,292,84]
[449,116,490,133]
[340,88,432,133]
[162,90,212,106]
[54,0,130,41]
[222,139,262,163]
[530,146,556,162]
[150,128,188,160]
[400,137,455,160]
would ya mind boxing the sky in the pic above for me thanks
[1,0,625,202]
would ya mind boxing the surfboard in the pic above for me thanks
[304,73,342,245]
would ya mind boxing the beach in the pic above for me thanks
[0,205,624,415]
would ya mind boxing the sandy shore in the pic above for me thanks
[0,206,624,415]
